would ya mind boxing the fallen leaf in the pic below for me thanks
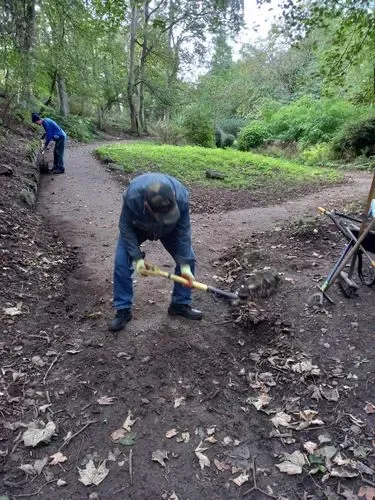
[119,432,137,446]
[291,360,320,375]
[333,453,351,466]
[364,402,375,414]
[56,479,67,487]
[166,429,178,439]
[206,427,216,436]
[205,436,217,443]
[107,451,116,461]
[232,472,249,486]
[317,445,338,461]
[50,452,67,465]
[276,461,303,475]
[320,387,339,402]
[66,349,82,355]
[318,434,332,444]
[97,396,116,406]
[247,392,271,411]
[22,421,56,447]
[122,411,138,432]
[195,451,210,470]
[303,441,317,454]
[168,493,179,500]
[19,457,48,476]
[31,356,45,368]
[3,303,22,316]
[174,397,185,408]
[78,460,109,486]
[110,428,126,443]
[152,450,168,467]
[38,404,52,413]
[271,412,292,428]
[358,485,375,500]
[179,432,190,443]
[214,459,230,471]
[284,451,306,467]
[330,466,358,478]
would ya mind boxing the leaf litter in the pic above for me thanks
[78,460,109,486]
[22,420,57,447]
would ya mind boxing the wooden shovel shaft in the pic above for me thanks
[146,268,238,300]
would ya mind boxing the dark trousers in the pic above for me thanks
[53,137,65,171]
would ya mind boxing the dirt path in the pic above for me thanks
[38,142,371,329]
[35,143,374,499]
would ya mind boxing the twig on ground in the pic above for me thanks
[129,448,133,486]
[200,388,220,403]
[243,456,277,499]
[13,480,56,498]
[43,355,59,385]
[58,420,97,452]
[362,477,375,488]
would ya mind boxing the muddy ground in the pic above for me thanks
[0,132,374,500]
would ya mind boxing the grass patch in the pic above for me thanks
[95,143,343,190]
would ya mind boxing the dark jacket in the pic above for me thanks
[119,173,192,264]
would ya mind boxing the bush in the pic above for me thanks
[300,143,333,165]
[265,97,366,148]
[218,117,246,137]
[182,107,214,148]
[154,120,185,145]
[223,133,235,148]
[40,107,96,142]
[332,117,375,160]
[237,121,269,151]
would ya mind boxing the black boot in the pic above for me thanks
[109,309,132,332]
[168,303,203,320]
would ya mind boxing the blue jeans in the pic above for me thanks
[54,137,65,171]
[113,232,196,310]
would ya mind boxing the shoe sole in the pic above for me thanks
[109,313,132,332]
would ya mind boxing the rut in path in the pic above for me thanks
[38,142,372,332]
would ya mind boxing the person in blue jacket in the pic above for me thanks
[110,173,203,332]
[31,113,66,174]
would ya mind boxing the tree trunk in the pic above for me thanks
[163,0,176,122]
[127,1,140,135]
[139,1,150,133]
[56,74,70,117]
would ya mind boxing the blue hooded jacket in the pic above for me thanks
[119,173,192,263]
[42,118,66,147]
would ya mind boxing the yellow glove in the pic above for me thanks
[181,264,194,288]
[134,259,149,276]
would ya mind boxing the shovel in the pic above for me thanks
[141,262,246,303]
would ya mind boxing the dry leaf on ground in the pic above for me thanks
[110,428,126,443]
[3,303,22,316]
[174,397,185,408]
[205,436,217,443]
[179,432,190,443]
[291,360,320,375]
[195,451,210,470]
[50,452,67,465]
[320,387,339,402]
[358,486,375,500]
[19,457,48,476]
[166,429,178,439]
[22,421,56,447]
[232,472,249,486]
[364,402,375,414]
[97,396,116,406]
[271,411,292,428]
[247,392,271,411]
[276,450,306,475]
[330,466,358,478]
[303,441,317,454]
[123,410,138,432]
[152,450,168,467]
[214,459,230,471]
[78,460,109,486]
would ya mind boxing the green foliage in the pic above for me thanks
[332,117,375,160]
[265,97,365,147]
[300,143,333,165]
[95,142,342,190]
[41,108,96,142]
[223,133,235,148]
[182,107,214,148]
[218,117,246,137]
[153,120,185,145]
[237,121,269,151]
